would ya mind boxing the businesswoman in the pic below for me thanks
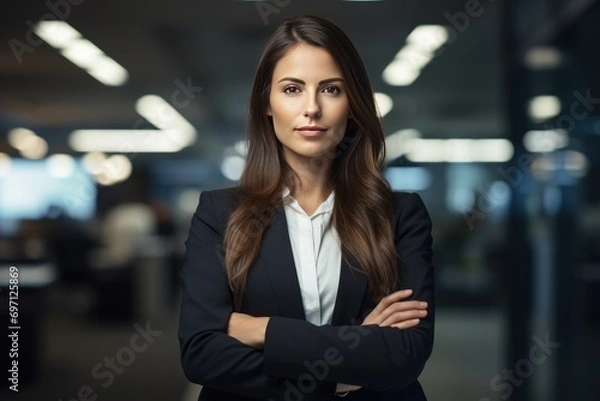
[178,14,434,400]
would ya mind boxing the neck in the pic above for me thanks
[286,156,333,203]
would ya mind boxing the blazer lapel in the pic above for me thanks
[260,201,369,325]
[331,250,368,325]
[259,201,307,320]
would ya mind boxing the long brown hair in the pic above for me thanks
[224,14,398,311]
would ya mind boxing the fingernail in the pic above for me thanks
[420,302,427,307]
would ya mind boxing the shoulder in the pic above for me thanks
[201,186,245,207]
[391,191,433,251]
[194,186,245,228]
[391,191,431,222]
[199,186,247,212]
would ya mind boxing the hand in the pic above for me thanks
[361,289,428,329]
[333,290,427,395]
[336,382,362,395]
[227,312,270,349]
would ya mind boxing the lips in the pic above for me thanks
[295,126,327,137]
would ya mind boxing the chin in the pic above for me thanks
[294,148,335,162]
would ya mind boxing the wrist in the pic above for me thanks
[257,317,270,348]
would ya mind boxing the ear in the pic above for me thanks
[266,104,272,116]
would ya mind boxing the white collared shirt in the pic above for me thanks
[282,188,342,326]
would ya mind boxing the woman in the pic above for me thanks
[178,14,434,400]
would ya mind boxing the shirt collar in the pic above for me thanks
[282,187,335,216]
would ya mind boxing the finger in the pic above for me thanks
[389,300,428,312]
[380,309,427,327]
[376,301,427,324]
[371,289,413,315]
[362,291,422,325]
[362,292,420,325]
[391,318,420,330]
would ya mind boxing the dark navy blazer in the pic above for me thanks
[178,187,435,400]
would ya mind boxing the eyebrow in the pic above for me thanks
[276,77,345,85]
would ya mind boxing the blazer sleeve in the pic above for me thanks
[178,190,337,400]
[262,192,434,391]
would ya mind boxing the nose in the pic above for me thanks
[304,93,321,119]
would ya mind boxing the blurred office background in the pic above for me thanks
[0,0,598,400]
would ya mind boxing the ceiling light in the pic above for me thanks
[405,25,449,53]
[528,95,561,121]
[33,20,81,49]
[82,152,107,174]
[102,154,132,182]
[69,130,185,153]
[524,46,562,70]
[383,61,420,86]
[8,128,37,150]
[396,45,433,70]
[0,153,11,176]
[60,38,104,69]
[234,140,249,157]
[385,128,422,162]
[47,154,76,178]
[135,95,197,147]
[374,92,393,118]
[86,56,129,86]
[34,21,129,87]
[221,155,246,181]
[406,139,514,163]
[523,129,568,152]
[383,25,447,87]
[20,136,48,159]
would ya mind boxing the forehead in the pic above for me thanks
[271,44,343,80]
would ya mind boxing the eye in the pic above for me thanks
[283,86,301,94]
[323,85,341,95]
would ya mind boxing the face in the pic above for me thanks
[267,43,350,172]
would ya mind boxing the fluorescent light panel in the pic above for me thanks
[374,92,393,118]
[383,25,449,87]
[135,95,197,147]
[527,95,561,121]
[69,130,185,153]
[406,139,514,163]
[34,20,129,87]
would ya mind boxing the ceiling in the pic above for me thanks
[0,0,505,163]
